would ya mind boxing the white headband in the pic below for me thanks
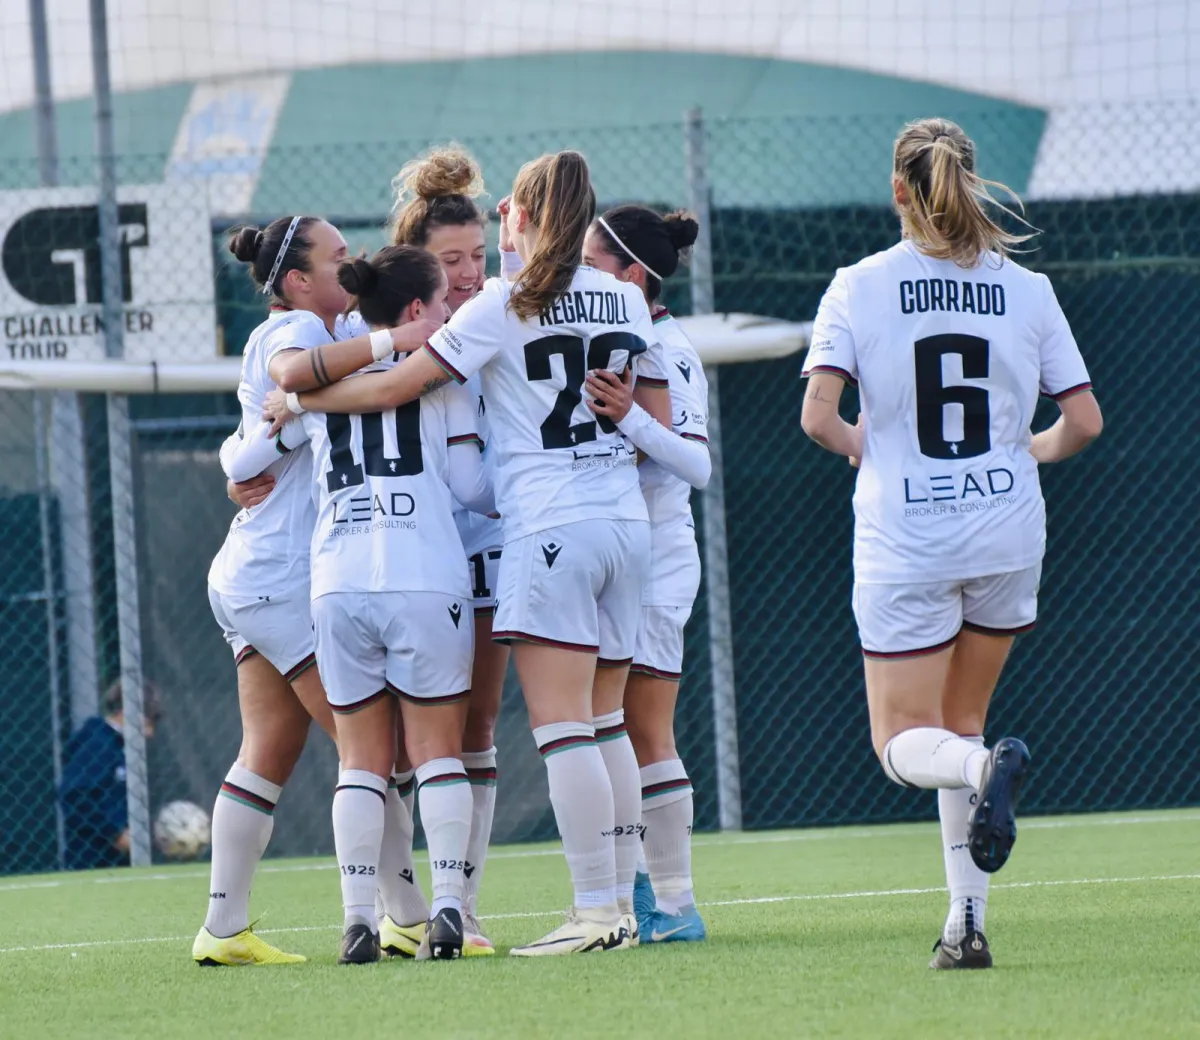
[597,216,664,282]
[262,215,302,297]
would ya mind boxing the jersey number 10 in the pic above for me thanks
[914,334,991,460]
[324,403,423,492]
[525,331,647,450]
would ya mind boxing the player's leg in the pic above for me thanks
[928,567,1039,969]
[376,723,429,958]
[388,590,475,961]
[624,606,705,943]
[316,591,395,965]
[496,523,628,956]
[194,590,311,966]
[460,548,507,951]
[591,518,651,943]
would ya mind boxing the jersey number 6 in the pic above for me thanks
[524,332,648,450]
[324,401,423,491]
[914,333,991,460]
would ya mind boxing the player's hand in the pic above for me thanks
[585,366,634,423]
[229,474,275,509]
[391,316,445,352]
[263,389,291,435]
[113,828,131,855]
[849,413,864,469]
[497,195,514,252]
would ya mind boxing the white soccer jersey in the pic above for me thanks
[303,364,482,601]
[207,309,335,599]
[803,240,1092,584]
[639,311,709,526]
[452,372,503,558]
[426,267,658,540]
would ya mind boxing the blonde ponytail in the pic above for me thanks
[894,118,1035,268]
[507,151,596,321]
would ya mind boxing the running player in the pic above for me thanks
[582,205,711,944]
[271,151,672,955]
[195,217,436,967]
[259,245,493,963]
[380,146,501,956]
[799,118,1103,968]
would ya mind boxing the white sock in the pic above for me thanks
[333,769,388,928]
[377,770,429,926]
[534,722,617,910]
[881,727,990,789]
[461,747,497,917]
[640,758,695,914]
[204,765,280,938]
[415,758,472,917]
[594,710,641,905]
[940,737,989,944]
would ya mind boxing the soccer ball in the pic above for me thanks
[153,800,212,860]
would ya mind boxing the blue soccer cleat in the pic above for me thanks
[633,871,656,925]
[640,904,707,944]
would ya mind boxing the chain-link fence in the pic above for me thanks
[2,105,1198,876]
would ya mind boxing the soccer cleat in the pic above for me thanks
[930,930,992,970]
[379,915,425,958]
[415,908,464,961]
[968,737,1031,873]
[640,905,708,944]
[509,906,631,957]
[462,912,496,957]
[338,922,381,965]
[618,898,640,947]
[633,871,656,923]
[192,925,306,966]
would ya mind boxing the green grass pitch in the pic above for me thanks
[1,809,1196,1039]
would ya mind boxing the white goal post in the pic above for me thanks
[0,314,812,392]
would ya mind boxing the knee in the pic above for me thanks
[239,726,308,786]
[462,706,497,754]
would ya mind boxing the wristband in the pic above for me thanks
[285,392,305,415]
[370,328,394,362]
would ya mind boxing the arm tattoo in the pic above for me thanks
[311,346,332,387]
[420,374,451,396]
[805,382,836,404]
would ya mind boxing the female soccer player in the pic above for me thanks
[799,118,1103,969]
[195,217,435,967]
[273,150,674,955]
[248,245,493,963]
[380,146,503,956]
[582,205,712,944]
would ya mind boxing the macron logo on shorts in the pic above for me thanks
[448,603,463,629]
[542,542,562,569]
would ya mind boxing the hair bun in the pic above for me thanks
[403,146,484,202]
[338,257,379,297]
[663,210,700,252]
[229,226,264,263]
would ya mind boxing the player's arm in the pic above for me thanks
[800,372,863,459]
[443,379,497,515]
[587,368,711,488]
[219,419,309,484]
[1032,274,1103,464]
[1030,390,1103,463]
[267,318,443,393]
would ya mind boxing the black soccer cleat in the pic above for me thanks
[930,930,992,970]
[968,737,1031,873]
[426,907,464,961]
[338,922,381,965]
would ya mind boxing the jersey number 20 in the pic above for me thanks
[524,332,647,450]
[324,402,423,491]
[914,334,991,460]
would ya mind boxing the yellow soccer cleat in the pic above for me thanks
[462,912,496,957]
[379,915,426,958]
[192,925,306,966]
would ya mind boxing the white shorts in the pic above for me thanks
[208,584,316,681]
[853,565,1041,659]
[631,605,693,680]
[466,546,503,618]
[493,518,651,665]
[311,590,473,711]
[642,517,701,608]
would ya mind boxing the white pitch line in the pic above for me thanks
[0,872,1195,956]
[2,811,1197,895]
